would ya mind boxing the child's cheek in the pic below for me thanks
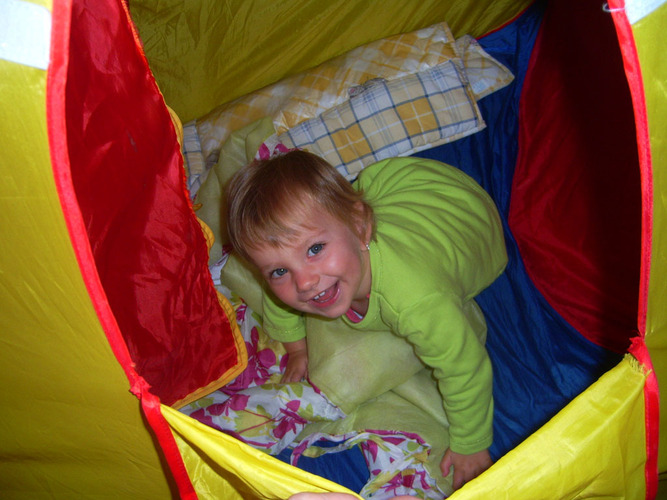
[270,280,294,304]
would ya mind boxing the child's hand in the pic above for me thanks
[281,339,308,383]
[282,350,308,382]
[440,447,492,491]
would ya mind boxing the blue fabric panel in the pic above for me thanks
[274,441,370,493]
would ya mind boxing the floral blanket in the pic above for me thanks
[180,255,447,499]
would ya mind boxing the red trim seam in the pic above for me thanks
[607,1,658,499]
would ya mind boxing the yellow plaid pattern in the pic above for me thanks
[278,61,488,180]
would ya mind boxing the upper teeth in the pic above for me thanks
[314,291,325,300]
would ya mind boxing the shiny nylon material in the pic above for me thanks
[0,0,663,498]
[130,0,533,123]
[1,1,178,496]
[509,1,641,354]
[444,357,648,498]
[63,0,245,407]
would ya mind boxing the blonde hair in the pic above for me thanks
[226,150,375,262]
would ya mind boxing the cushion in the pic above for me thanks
[278,61,484,180]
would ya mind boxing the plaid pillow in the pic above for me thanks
[279,61,485,180]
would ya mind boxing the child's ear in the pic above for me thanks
[353,201,373,246]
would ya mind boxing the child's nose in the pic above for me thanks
[295,270,319,293]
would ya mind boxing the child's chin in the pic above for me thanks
[306,303,347,319]
[308,308,341,319]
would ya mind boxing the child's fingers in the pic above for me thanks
[281,364,307,383]
[439,451,453,477]
[281,371,302,383]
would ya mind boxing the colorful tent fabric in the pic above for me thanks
[0,0,664,498]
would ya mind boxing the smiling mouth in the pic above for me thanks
[309,282,340,308]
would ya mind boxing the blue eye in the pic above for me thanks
[270,268,288,279]
[308,243,324,257]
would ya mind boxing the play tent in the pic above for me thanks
[1,0,665,498]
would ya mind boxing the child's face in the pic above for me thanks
[246,208,371,319]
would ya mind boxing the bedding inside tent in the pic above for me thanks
[1,0,663,498]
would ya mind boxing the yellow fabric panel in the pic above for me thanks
[0,16,174,500]
[450,356,647,499]
[162,405,361,499]
[634,2,667,474]
[130,0,533,122]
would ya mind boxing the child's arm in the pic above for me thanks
[397,296,494,488]
[440,447,492,491]
[260,290,308,382]
[281,338,308,383]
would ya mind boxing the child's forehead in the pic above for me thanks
[250,221,318,258]
[259,203,340,243]
[250,191,359,248]
[273,203,328,236]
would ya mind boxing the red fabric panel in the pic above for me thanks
[63,0,241,406]
[509,0,641,353]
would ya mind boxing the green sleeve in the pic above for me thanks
[397,293,494,455]
[261,289,307,343]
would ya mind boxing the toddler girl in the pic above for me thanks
[226,150,507,490]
